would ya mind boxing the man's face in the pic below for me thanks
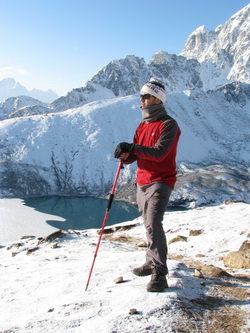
[140,92,161,107]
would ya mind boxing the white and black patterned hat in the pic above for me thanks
[140,78,166,103]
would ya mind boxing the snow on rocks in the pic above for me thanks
[0,201,249,332]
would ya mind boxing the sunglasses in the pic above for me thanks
[140,93,153,99]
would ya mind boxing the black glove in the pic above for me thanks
[114,142,135,158]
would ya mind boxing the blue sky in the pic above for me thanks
[0,0,249,96]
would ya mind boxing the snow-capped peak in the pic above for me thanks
[180,4,250,85]
[0,78,58,103]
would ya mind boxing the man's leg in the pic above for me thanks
[143,182,172,275]
[134,182,172,277]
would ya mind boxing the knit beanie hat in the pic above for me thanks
[140,78,166,103]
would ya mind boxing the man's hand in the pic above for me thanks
[114,142,135,158]
[119,152,130,162]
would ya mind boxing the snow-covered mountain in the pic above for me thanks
[1,4,249,120]
[0,78,58,103]
[47,4,250,110]
[0,96,47,120]
[0,5,249,206]
[180,4,250,86]
[1,83,249,205]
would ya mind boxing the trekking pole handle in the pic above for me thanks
[107,161,123,211]
[110,161,123,194]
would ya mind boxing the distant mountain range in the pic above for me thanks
[0,4,249,120]
[0,4,249,206]
[0,78,58,104]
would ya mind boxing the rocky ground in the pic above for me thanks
[1,202,249,332]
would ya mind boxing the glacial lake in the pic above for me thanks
[23,196,141,231]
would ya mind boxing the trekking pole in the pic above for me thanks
[85,161,123,291]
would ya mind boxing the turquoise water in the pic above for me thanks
[23,196,140,231]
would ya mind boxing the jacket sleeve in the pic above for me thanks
[133,118,179,162]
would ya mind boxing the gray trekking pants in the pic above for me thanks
[137,181,172,275]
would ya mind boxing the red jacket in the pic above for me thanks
[126,111,180,188]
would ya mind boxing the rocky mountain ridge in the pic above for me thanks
[180,4,250,87]
[0,4,249,120]
[1,82,249,204]
[0,96,47,120]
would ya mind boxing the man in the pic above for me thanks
[114,78,181,292]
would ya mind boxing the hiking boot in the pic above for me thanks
[147,268,168,292]
[132,264,153,276]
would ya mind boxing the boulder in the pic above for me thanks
[239,241,250,251]
[169,235,188,244]
[223,250,250,269]
[200,264,232,278]
[189,229,203,236]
